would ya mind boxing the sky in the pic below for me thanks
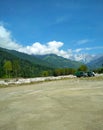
[0,0,103,61]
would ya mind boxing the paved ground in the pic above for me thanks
[0,78,103,130]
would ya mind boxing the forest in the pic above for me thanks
[0,58,77,78]
[0,47,103,78]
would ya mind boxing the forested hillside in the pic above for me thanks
[0,47,53,78]
[35,54,83,68]
[1,48,52,67]
[0,47,84,78]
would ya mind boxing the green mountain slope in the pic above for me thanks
[35,54,83,68]
[2,48,51,67]
[0,47,83,78]
[0,47,53,78]
[1,47,83,69]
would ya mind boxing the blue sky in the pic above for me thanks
[0,0,103,60]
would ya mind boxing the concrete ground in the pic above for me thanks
[0,78,103,130]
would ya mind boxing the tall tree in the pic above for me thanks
[4,60,12,78]
[12,60,20,77]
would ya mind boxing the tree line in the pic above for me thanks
[0,59,52,78]
[0,59,76,78]
[0,59,103,78]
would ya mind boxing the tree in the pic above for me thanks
[53,69,61,76]
[12,60,20,77]
[0,59,5,78]
[3,60,12,78]
[41,71,49,77]
[78,65,88,72]
[68,68,76,75]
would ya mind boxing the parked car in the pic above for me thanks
[87,71,95,77]
[75,71,88,77]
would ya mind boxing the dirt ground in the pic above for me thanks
[0,78,103,130]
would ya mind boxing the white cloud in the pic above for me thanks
[47,41,63,48]
[49,16,69,27]
[18,41,64,56]
[86,46,103,50]
[74,48,83,53]
[0,25,22,50]
[0,25,71,58]
[0,25,103,63]
[76,39,91,45]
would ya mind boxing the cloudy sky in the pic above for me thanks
[0,0,103,60]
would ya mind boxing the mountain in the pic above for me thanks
[0,47,83,69]
[35,54,83,68]
[0,47,53,77]
[87,55,103,69]
[72,54,95,63]
[0,47,84,78]
[1,48,51,67]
